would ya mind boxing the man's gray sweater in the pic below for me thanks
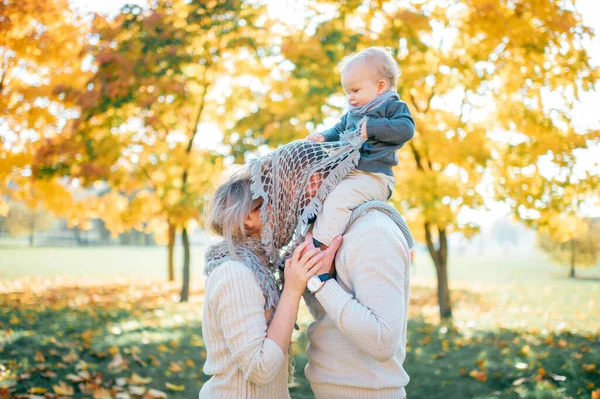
[321,98,415,177]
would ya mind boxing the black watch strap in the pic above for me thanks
[318,273,334,282]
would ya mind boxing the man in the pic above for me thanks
[303,202,413,399]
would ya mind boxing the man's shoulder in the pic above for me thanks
[337,209,411,269]
[343,210,409,248]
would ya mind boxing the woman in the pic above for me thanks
[200,138,361,398]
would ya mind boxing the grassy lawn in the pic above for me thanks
[1,246,599,398]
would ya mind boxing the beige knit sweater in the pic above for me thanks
[304,210,411,398]
[200,261,290,399]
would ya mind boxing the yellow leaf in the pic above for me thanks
[583,364,597,373]
[29,387,47,394]
[62,351,78,364]
[592,388,600,399]
[165,383,185,391]
[168,361,183,373]
[93,388,113,399]
[130,373,153,385]
[34,351,45,363]
[157,344,169,353]
[53,381,74,396]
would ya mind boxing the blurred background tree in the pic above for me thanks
[3,202,55,247]
[537,215,600,278]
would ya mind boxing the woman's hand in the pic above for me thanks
[305,232,343,275]
[284,239,324,296]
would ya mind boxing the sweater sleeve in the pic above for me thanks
[366,102,415,145]
[211,262,286,385]
[321,113,348,142]
[314,222,409,362]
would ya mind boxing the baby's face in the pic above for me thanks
[341,64,385,107]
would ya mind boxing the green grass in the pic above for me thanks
[0,244,207,280]
[1,245,599,398]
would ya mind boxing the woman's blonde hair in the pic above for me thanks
[206,169,261,255]
[339,46,401,88]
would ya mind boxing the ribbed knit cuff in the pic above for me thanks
[262,338,286,373]
[311,383,406,399]
[314,281,352,325]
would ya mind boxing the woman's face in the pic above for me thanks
[244,199,263,238]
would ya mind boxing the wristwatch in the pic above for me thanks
[307,273,334,294]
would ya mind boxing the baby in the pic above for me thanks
[306,47,415,248]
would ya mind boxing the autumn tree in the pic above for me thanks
[0,0,89,226]
[228,0,599,320]
[35,0,270,300]
[5,202,56,246]
[537,216,600,278]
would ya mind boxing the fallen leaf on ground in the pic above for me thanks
[130,373,152,385]
[165,383,185,391]
[469,369,488,382]
[53,381,74,396]
[144,389,167,399]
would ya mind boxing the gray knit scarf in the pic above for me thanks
[204,238,281,311]
[349,90,400,115]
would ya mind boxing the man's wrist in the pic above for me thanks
[307,273,334,294]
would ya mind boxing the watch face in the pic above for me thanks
[307,276,321,292]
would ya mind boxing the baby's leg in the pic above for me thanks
[312,171,393,246]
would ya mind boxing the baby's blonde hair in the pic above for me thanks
[339,47,401,88]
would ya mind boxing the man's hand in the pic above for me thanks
[360,121,368,138]
[303,232,343,275]
[307,133,325,142]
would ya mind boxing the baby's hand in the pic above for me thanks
[360,122,368,139]
[307,133,325,142]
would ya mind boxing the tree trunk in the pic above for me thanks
[425,222,452,320]
[0,217,5,239]
[29,218,35,247]
[167,223,176,282]
[180,227,191,303]
[73,227,83,245]
[569,239,576,279]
